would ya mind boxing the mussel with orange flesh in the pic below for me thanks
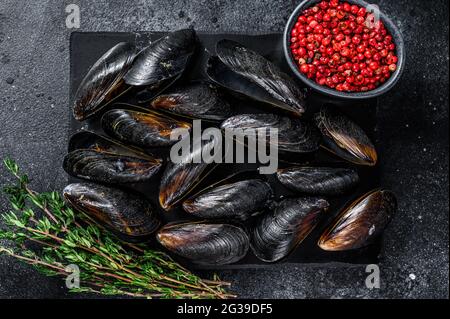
[72,42,135,121]
[63,182,161,243]
[157,222,249,265]
[318,189,397,251]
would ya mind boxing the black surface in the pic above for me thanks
[0,0,448,298]
[69,32,380,268]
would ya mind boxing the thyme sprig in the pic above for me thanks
[0,158,233,299]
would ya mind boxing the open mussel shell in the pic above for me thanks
[318,189,397,251]
[64,131,163,184]
[150,82,232,120]
[251,197,329,262]
[102,108,191,148]
[63,182,161,243]
[73,42,135,121]
[315,106,377,166]
[277,167,359,196]
[157,222,249,265]
[220,113,321,153]
[159,136,219,211]
[206,39,306,116]
[124,29,196,95]
[183,179,273,221]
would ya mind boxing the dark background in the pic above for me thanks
[0,0,448,298]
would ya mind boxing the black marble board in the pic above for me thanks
[69,31,381,269]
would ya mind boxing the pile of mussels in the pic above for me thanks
[63,29,397,266]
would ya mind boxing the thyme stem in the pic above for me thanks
[0,158,233,299]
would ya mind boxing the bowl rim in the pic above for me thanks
[283,0,406,99]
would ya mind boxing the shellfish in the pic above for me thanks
[101,108,191,148]
[157,222,249,265]
[314,106,377,166]
[318,189,397,251]
[251,197,329,262]
[276,166,359,195]
[183,179,273,221]
[72,42,135,121]
[63,131,162,184]
[63,182,161,242]
[206,39,306,115]
[124,29,197,99]
[220,113,320,153]
[159,137,219,210]
[150,82,232,120]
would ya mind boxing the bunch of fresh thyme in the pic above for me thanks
[0,158,233,299]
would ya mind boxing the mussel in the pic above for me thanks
[183,179,273,221]
[318,189,397,251]
[220,113,321,153]
[150,82,232,120]
[102,108,191,148]
[124,29,197,99]
[206,39,306,116]
[251,197,329,262]
[159,137,218,210]
[157,222,249,265]
[315,106,377,166]
[276,167,359,195]
[63,182,161,242]
[73,42,135,121]
[63,131,162,184]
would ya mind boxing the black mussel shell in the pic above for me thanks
[157,222,249,265]
[124,29,196,93]
[64,131,162,183]
[315,106,377,166]
[251,197,329,262]
[318,189,397,251]
[63,150,162,184]
[277,167,359,195]
[183,179,273,221]
[220,113,320,153]
[102,109,191,148]
[150,82,232,120]
[73,42,135,121]
[159,137,218,211]
[206,39,306,116]
[63,183,161,242]
[68,131,153,157]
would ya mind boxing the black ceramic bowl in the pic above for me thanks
[283,0,405,99]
